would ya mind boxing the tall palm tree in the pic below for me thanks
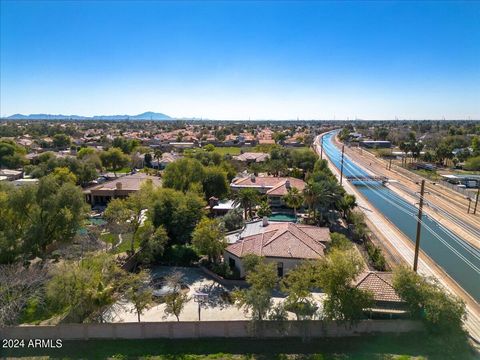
[283,187,304,217]
[336,194,357,219]
[233,188,260,220]
[306,179,342,225]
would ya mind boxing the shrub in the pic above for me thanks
[161,245,199,266]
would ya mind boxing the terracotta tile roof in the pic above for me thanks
[231,176,306,197]
[226,222,330,259]
[354,272,403,303]
[266,178,306,196]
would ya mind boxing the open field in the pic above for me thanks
[2,334,477,359]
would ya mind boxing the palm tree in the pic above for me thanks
[233,188,260,220]
[283,187,304,217]
[257,200,272,218]
[337,194,357,219]
[153,149,163,168]
[308,180,342,225]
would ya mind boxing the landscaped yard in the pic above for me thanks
[3,334,476,359]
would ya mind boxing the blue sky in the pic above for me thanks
[1,0,479,119]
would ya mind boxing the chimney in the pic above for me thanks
[285,179,291,189]
[262,216,269,227]
[116,182,122,190]
[250,174,256,182]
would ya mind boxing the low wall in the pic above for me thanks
[199,265,247,287]
[0,320,423,340]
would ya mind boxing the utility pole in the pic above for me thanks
[467,197,471,214]
[340,145,345,185]
[474,187,480,215]
[389,159,392,170]
[320,136,324,160]
[413,180,425,272]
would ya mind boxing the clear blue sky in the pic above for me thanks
[1,0,479,119]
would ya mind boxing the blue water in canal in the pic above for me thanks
[322,132,480,302]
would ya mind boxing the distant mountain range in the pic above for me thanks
[5,111,173,121]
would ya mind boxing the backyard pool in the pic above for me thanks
[268,213,297,222]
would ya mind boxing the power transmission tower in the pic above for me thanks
[413,180,426,272]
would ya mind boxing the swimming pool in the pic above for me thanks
[268,213,297,222]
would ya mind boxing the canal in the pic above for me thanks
[321,132,480,302]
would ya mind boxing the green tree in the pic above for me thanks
[329,232,354,251]
[347,211,368,241]
[52,133,71,149]
[315,248,373,323]
[0,140,27,168]
[46,254,125,323]
[139,224,169,264]
[191,218,226,264]
[150,188,205,244]
[283,187,304,217]
[233,188,260,220]
[337,194,357,219]
[105,183,153,253]
[163,158,205,193]
[256,200,272,218]
[204,144,215,152]
[291,149,317,173]
[202,166,229,199]
[163,271,189,321]
[52,167,77,185]
[13,175,88,257]
[221,208,244,232]
[77,147,96,159]
[281,261,319,320]
[464,156,480,171]
[233,260,277,322]
[124,270,153,322]
[393,266,466,334]
[100,147,130,175]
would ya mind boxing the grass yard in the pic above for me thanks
[3,334,476,359]
[212,146,242,155]
[100,232,137,254]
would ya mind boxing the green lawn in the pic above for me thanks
[3,334,476,359]
[212,146,242,155]
[100,232,137,254]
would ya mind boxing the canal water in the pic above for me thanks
[322,132,480,302]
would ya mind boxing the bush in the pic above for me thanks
[393,266,466,335]
[161,245,199,266]
[464,156,480,171]
[365,242,386,271]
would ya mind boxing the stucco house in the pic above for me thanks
[224,220,330,277]
[230,175,306,208]
[84,173,161,206]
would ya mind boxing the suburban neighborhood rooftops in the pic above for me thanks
[225,222,330,259]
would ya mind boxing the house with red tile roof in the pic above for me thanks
[224,220,330,277]
[354,272,408,317]
[230,175,306,208]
